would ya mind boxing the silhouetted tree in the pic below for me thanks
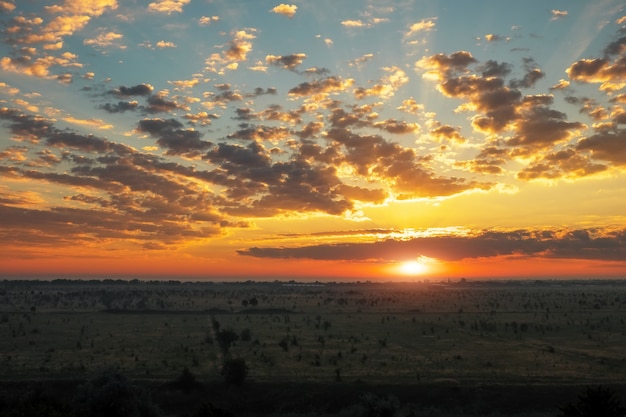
[74,370,161,417]
[174,367,199,393]
[559,386,626,417]
[220,358,248,386]
[216,329,239,355]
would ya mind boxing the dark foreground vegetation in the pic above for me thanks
[1,278,626,416]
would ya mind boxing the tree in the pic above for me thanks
[174,367,199,393]
[74,370,161,417]
[559,386,626,417]
[220,358,248,386]
[216,329,239,356]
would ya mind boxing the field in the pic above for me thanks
[1,279,626,416]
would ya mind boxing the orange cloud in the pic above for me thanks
[270,4,297,18]
[147,0,190,14]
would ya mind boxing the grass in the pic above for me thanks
[2,279,626,416]
[2,279,626,385]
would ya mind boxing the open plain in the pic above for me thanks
[1,279,626,416]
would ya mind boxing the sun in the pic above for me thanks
[399,260,428,275]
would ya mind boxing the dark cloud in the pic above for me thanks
[324,127,492,199]
[516,148,607,180]
[100,101,139,113]
[510,58,545,88]
[0,107,53,141]
[419,51,477,75]
[266,53,307,70]
[145,94,184,114]
[288,76,354,97]
[253,87,277,96]
[136,118,211,156]
[458,145,508,174]
[225,125,291,142]
[110,84,154,97]
[238,227,626,262]
[47,131,134,155]
[480,60,512,78]
[429,124,465,142]
[507,104,584,152]
[576,129,626,165]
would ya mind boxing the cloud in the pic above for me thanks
[110,83,154,97]
[348,53,374,68]
[341,15,389,29]
[0,145,28,162]
[266,53,307,70]
[405,18,436,38]
[156,40,176,48]
[457,145,508,175]
[516,148,607,180]
[550,10,568,21]
[270,4,297,18]
[341,20,366,28]
[576,129,626,166]
[100,100,139,113]
[484,34,509,42]
[0,1,16,12]
[238,227,626,262]
[204,29,256,74]
[506,98,585,152]
[199,15,219,26]
[323,127,491,199]
[0,0,117,79]
[430,123,465,143]
[147,0,190,14]
[0,107,53,141]
[353,66,408,100]
[145,93,186,114]
[136,118,211,156]
[416,51,477,79]
[83,31,125,50]
[63,116,113,130]
[288,76,355,98]
[183,111,218,126]
[509,58,545,88]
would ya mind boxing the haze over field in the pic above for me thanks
[1,0,625,280]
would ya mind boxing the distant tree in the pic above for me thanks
[174,367,199,393]
[559,386,626,417]
[74,370,161,417]
[216,329,239,355]
[239,328,252,341]
[249,297,258,306]
[220,358,248,386]
[349,393,400,417]
[278,336,289,352]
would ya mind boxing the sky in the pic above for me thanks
[0,0,625,281]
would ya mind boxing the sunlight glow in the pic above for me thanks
[400,260,427,275]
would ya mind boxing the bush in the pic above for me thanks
[559,386,626,417]
[220,358,248,386]
[174,367,200,393]
[74,370,161,417]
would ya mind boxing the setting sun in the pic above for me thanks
[399,260,428,276]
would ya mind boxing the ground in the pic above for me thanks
[1,279,625,416]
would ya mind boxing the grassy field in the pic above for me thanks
[1,279,626,415]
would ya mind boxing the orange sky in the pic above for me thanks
[1,1,626,281]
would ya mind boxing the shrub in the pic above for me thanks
[559,386,626,417]
[220,358,248,386]
[74,370,161,417]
